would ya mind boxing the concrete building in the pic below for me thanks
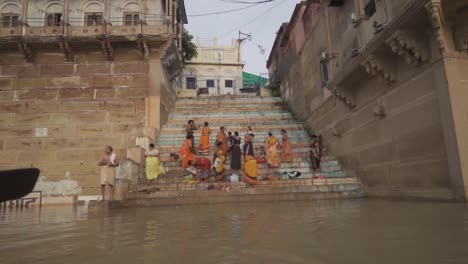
[181,37,243,96]
[0,0,187,196]
[268,0,468,201]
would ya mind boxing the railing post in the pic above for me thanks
[21,0,29,35]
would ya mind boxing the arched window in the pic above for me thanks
[82,1,104,26]
[122,1,140,26]
[223,70,235,88]
[204,69,216,88]
[44,1,63,26]
[184,69,197,89]
[1,1,20,28]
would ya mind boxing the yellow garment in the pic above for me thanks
[243,155,258,178]
[215,152,226,173]
[266,136,280,167]
[146,157,164,180]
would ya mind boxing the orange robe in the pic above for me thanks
[217,131,228,155]
[282,133,293,162]
[266,136,280,167]
[180,139,195,168]
[199,127,211,151]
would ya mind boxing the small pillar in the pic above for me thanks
[113,179,131,201]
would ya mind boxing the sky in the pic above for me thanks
[184,0,300,75]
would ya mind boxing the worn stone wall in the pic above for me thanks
[0,51,174,195]
[273,0,465,200]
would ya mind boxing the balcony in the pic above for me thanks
[0,25,21,38]
[24,25,64,37]
[0,19,171,39]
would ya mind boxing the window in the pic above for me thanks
[2,14,19,27]
[124,13,139,26]
[46,13,62,26]
[206,80,215,88]
[85,13,103,26]
[364,0,376,17]
[225,80,233,88]
[320,58,329,87]
[186,77,196,89]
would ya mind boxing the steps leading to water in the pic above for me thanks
[121,95,361,205]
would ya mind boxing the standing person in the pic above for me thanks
[311,142,322,172]
[243,139,258,185]
[198,122,211,154]
[185,120,197,154]
[227,131,233,158]
[216,126,228,156]
[281,129,293,163]
[265,132,280,168]
[230,131,242,170]
[145,143,164,185]
[244,126,252,141]
[98,145,119,201]
[180,134,195,168]
[243,133,255,159]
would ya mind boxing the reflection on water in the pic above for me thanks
[1,200,468,264]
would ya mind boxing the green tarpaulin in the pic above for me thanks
[242,72,268,87]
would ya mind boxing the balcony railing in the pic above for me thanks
[0,17,172,38]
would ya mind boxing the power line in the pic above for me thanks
[218,0,287,39]
[219,0,277,3]
[188,3,261,17]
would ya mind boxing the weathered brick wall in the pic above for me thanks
[0,58,150,195]
[276,2,457,199]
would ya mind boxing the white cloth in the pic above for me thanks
[145,149,159,156]
[213,157,221,168]
[109,153,116,165]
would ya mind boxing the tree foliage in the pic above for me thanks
[182,29,198,61]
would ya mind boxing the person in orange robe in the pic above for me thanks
[180,134,195,168]
[198,122,211,153]
[281,129,293,162]
[216,126,228,156]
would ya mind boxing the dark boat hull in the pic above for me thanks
[0,168,40,203]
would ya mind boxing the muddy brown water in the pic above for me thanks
[1,200,468,264]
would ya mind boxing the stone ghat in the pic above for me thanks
[118,95,358,206]
[121,178,363,207]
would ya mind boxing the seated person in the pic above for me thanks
[212,150,226,182]
[184,160,197,182]
[193,156,212,182]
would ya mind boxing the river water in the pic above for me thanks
[1,200,468,264]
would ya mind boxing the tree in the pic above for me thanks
[182,29,198,61]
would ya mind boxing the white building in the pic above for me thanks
[182,37,244,95]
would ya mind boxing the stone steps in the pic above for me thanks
[130,177,360,192]
[123,95,356,198]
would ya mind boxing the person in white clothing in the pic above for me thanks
[98,145,119,201]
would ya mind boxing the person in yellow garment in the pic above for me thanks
[265,132,280,168]
[213,148,226,181]
[145,143,165,185]
[243,155,258,185]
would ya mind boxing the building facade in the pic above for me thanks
[181,37,243,96]
[268,0,468,201]
[0,0,187,196]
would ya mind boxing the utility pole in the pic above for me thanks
[237,31,251,63]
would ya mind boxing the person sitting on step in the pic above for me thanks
[213,149,226,182]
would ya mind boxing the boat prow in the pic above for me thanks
[0,168,40,203]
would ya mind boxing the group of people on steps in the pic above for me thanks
[95,121,323,201]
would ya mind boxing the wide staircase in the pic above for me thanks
[122,95,362,207]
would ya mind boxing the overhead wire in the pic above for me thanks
[218,0,287,39]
